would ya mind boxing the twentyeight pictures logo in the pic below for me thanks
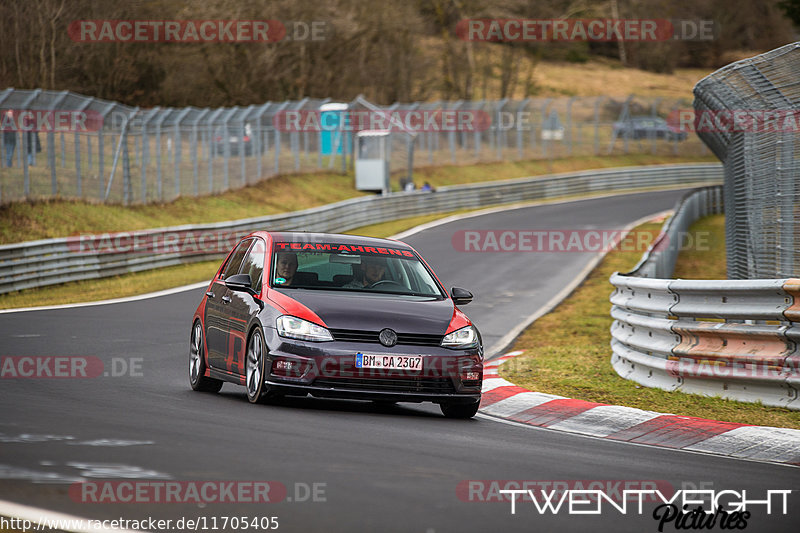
[68,20,329,43]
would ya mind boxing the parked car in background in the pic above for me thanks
[612,116,688,141]
[213,122,253,156]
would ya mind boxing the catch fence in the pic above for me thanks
[0,89,708,205]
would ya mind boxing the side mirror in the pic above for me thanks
[225,273,254,294]
[451,287,473,306]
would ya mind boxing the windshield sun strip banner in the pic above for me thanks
[274,242,416,258]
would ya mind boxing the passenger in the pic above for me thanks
[344,256,387,289]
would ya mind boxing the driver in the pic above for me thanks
[344,255,387,289]
[273,252,298,286]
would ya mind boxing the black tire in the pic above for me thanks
[245,328,277,404]
[440,401,480,419]
[189,321,223,393]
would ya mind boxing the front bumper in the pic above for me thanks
[265,380,480,404]
[263,335,483,404]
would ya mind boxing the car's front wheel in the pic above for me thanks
[189,321,223,393]
[246,328,277,404]
[440,401,480,419]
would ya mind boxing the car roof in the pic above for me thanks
[264,231,413,250]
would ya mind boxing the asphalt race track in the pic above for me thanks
[1,189,798,533]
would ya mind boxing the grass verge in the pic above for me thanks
[501,217,799,429]
[673,214,727,280]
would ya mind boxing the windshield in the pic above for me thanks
[270,243,444,298]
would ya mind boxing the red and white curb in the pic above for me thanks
[479,351,800,466]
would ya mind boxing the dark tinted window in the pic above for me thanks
[221,239,253,279]
[240,239,266,292]
[270,245,444,297]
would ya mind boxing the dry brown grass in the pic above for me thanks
[534,61,711,99]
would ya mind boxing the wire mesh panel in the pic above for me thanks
[1,88,711,206]
[694,42,800,279]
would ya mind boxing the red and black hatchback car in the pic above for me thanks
[190,232,483,418]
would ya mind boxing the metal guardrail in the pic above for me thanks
[627,186,724,278]
[0,163,722,295]
[609,186,800,410]
[610,44,800,409]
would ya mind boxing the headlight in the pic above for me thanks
[441,325,478,348]
[276,315,333,342]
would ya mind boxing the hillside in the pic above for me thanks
[1,0,794,107]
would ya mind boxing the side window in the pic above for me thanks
[240,239,266,292]
[221,239,253,279]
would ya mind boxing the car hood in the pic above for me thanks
[274,289,455,334]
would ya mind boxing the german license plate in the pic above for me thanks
[355,353,422,370]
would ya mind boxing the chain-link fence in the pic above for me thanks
[693,42,800,280]
[0,88,709,205]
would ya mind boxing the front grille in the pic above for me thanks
[330,328,443,347]
[397,333,444,346]
[313,377,456,394]
[329,329,376,343]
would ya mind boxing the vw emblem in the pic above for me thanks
[379,328,398,347]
